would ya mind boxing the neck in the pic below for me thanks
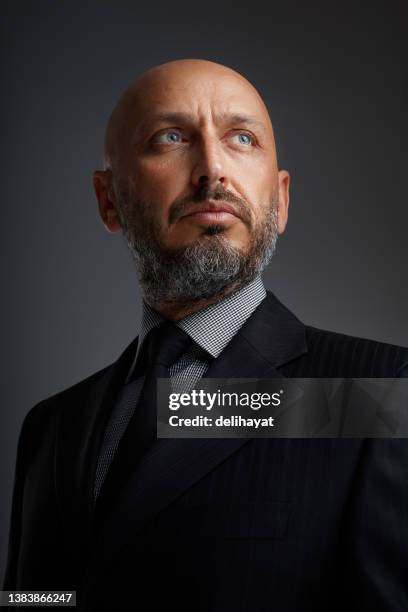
[143,279,246,321]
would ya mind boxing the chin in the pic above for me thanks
[163,226,247,253]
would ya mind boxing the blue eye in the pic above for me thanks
[155,130,182,144]
[231,132,254,146]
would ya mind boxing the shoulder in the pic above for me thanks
[38,363,112,409]
[19,364,112,445]
[259,291,408,376]
[22,334,139,430]
[303,325,408,377]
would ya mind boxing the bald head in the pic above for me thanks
[104,58,275,171]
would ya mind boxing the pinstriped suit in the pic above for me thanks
[4,291,408,611]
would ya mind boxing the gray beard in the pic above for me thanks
[117,195,279,306]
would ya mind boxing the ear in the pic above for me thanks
[93,170,123,233]
[276,170,290,234]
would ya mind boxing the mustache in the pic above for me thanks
[168,184,253,226]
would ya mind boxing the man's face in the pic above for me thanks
[112,64,286,250]
[94,61,290,305]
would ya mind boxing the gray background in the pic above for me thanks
[1,0,407,582]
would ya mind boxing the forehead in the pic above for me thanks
[130,69,271,130]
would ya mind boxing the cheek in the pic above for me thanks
[132,158,188,203]
[233,157,277,206]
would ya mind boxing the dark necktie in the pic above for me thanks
[95,321,192,509]
[130,321,193,457]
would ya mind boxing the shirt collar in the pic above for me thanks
[177,275,266,357]
[126,275,266,381]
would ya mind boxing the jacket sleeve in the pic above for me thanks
[340,345,408,611]
[3,404,43,589]
[339,437,408,610]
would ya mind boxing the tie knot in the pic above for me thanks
[142,321,192,371]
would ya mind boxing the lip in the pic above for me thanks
[181,199,240,220]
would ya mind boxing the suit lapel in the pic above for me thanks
[85,290,308,586]
[202,291,307,378]
[55,336,139,547]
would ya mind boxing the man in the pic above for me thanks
[4,59,408,611]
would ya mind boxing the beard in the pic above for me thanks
[115,183,279,306]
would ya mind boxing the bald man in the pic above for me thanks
[4,60,408,611]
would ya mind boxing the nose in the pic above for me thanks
[190,136,227,190]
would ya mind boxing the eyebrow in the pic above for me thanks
[141,111,266,132]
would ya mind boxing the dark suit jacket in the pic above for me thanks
[4,292,408,611]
